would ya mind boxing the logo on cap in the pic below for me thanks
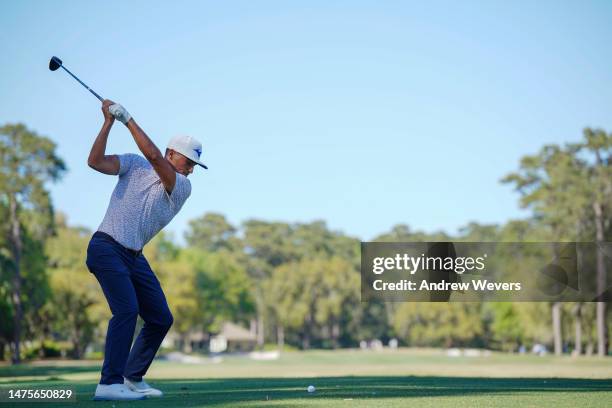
[194,148,202,158]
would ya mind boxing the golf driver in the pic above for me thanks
[49,56,103,101]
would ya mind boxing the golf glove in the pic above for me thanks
[109,103,132,125]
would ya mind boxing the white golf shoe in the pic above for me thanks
[124,378,164,397]
[93,383,146,401]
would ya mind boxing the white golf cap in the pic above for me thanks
[167,135,207,169]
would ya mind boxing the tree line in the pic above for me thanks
[0,123,610,363]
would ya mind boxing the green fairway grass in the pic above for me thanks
[1,349,611,407]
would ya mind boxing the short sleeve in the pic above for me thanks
[168,173,192,207]
[118,154,143,177]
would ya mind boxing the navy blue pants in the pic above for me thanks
[86,231,173,385]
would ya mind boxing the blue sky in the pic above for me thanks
[1,1,611,242]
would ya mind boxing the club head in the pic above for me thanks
[49,56,62,71]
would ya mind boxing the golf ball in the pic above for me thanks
[307,385,316,393]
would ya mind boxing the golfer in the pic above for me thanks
[85,99,206,401]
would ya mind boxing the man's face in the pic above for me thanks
[167,150,196,176]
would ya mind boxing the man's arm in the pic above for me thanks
[87,100,119,175]
[125,118,177,193]
[108,102,177,193]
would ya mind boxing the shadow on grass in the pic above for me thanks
[2,376,610,407]
[0,363,100,378]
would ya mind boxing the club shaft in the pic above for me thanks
[60,65,103,101]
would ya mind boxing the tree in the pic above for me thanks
[45,214,101,358]
[392,303,484,348]
[577,129,612,356]
[184,212,239,252]
[372,225,456,345]
[458,222,500,242]
[374,224,452,242]
[502,128,612,356]
[161,248,255,350]
[486,303,525,351]
[502,146,579,355]
[241,219,302,348]
[0,123,66,363]
[190,249,255,332]
[265,257,358,349]
[314,257,360,348]
[0,242,14,360]
[155,258,198,352]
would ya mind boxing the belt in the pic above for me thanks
[93,231,143,257]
